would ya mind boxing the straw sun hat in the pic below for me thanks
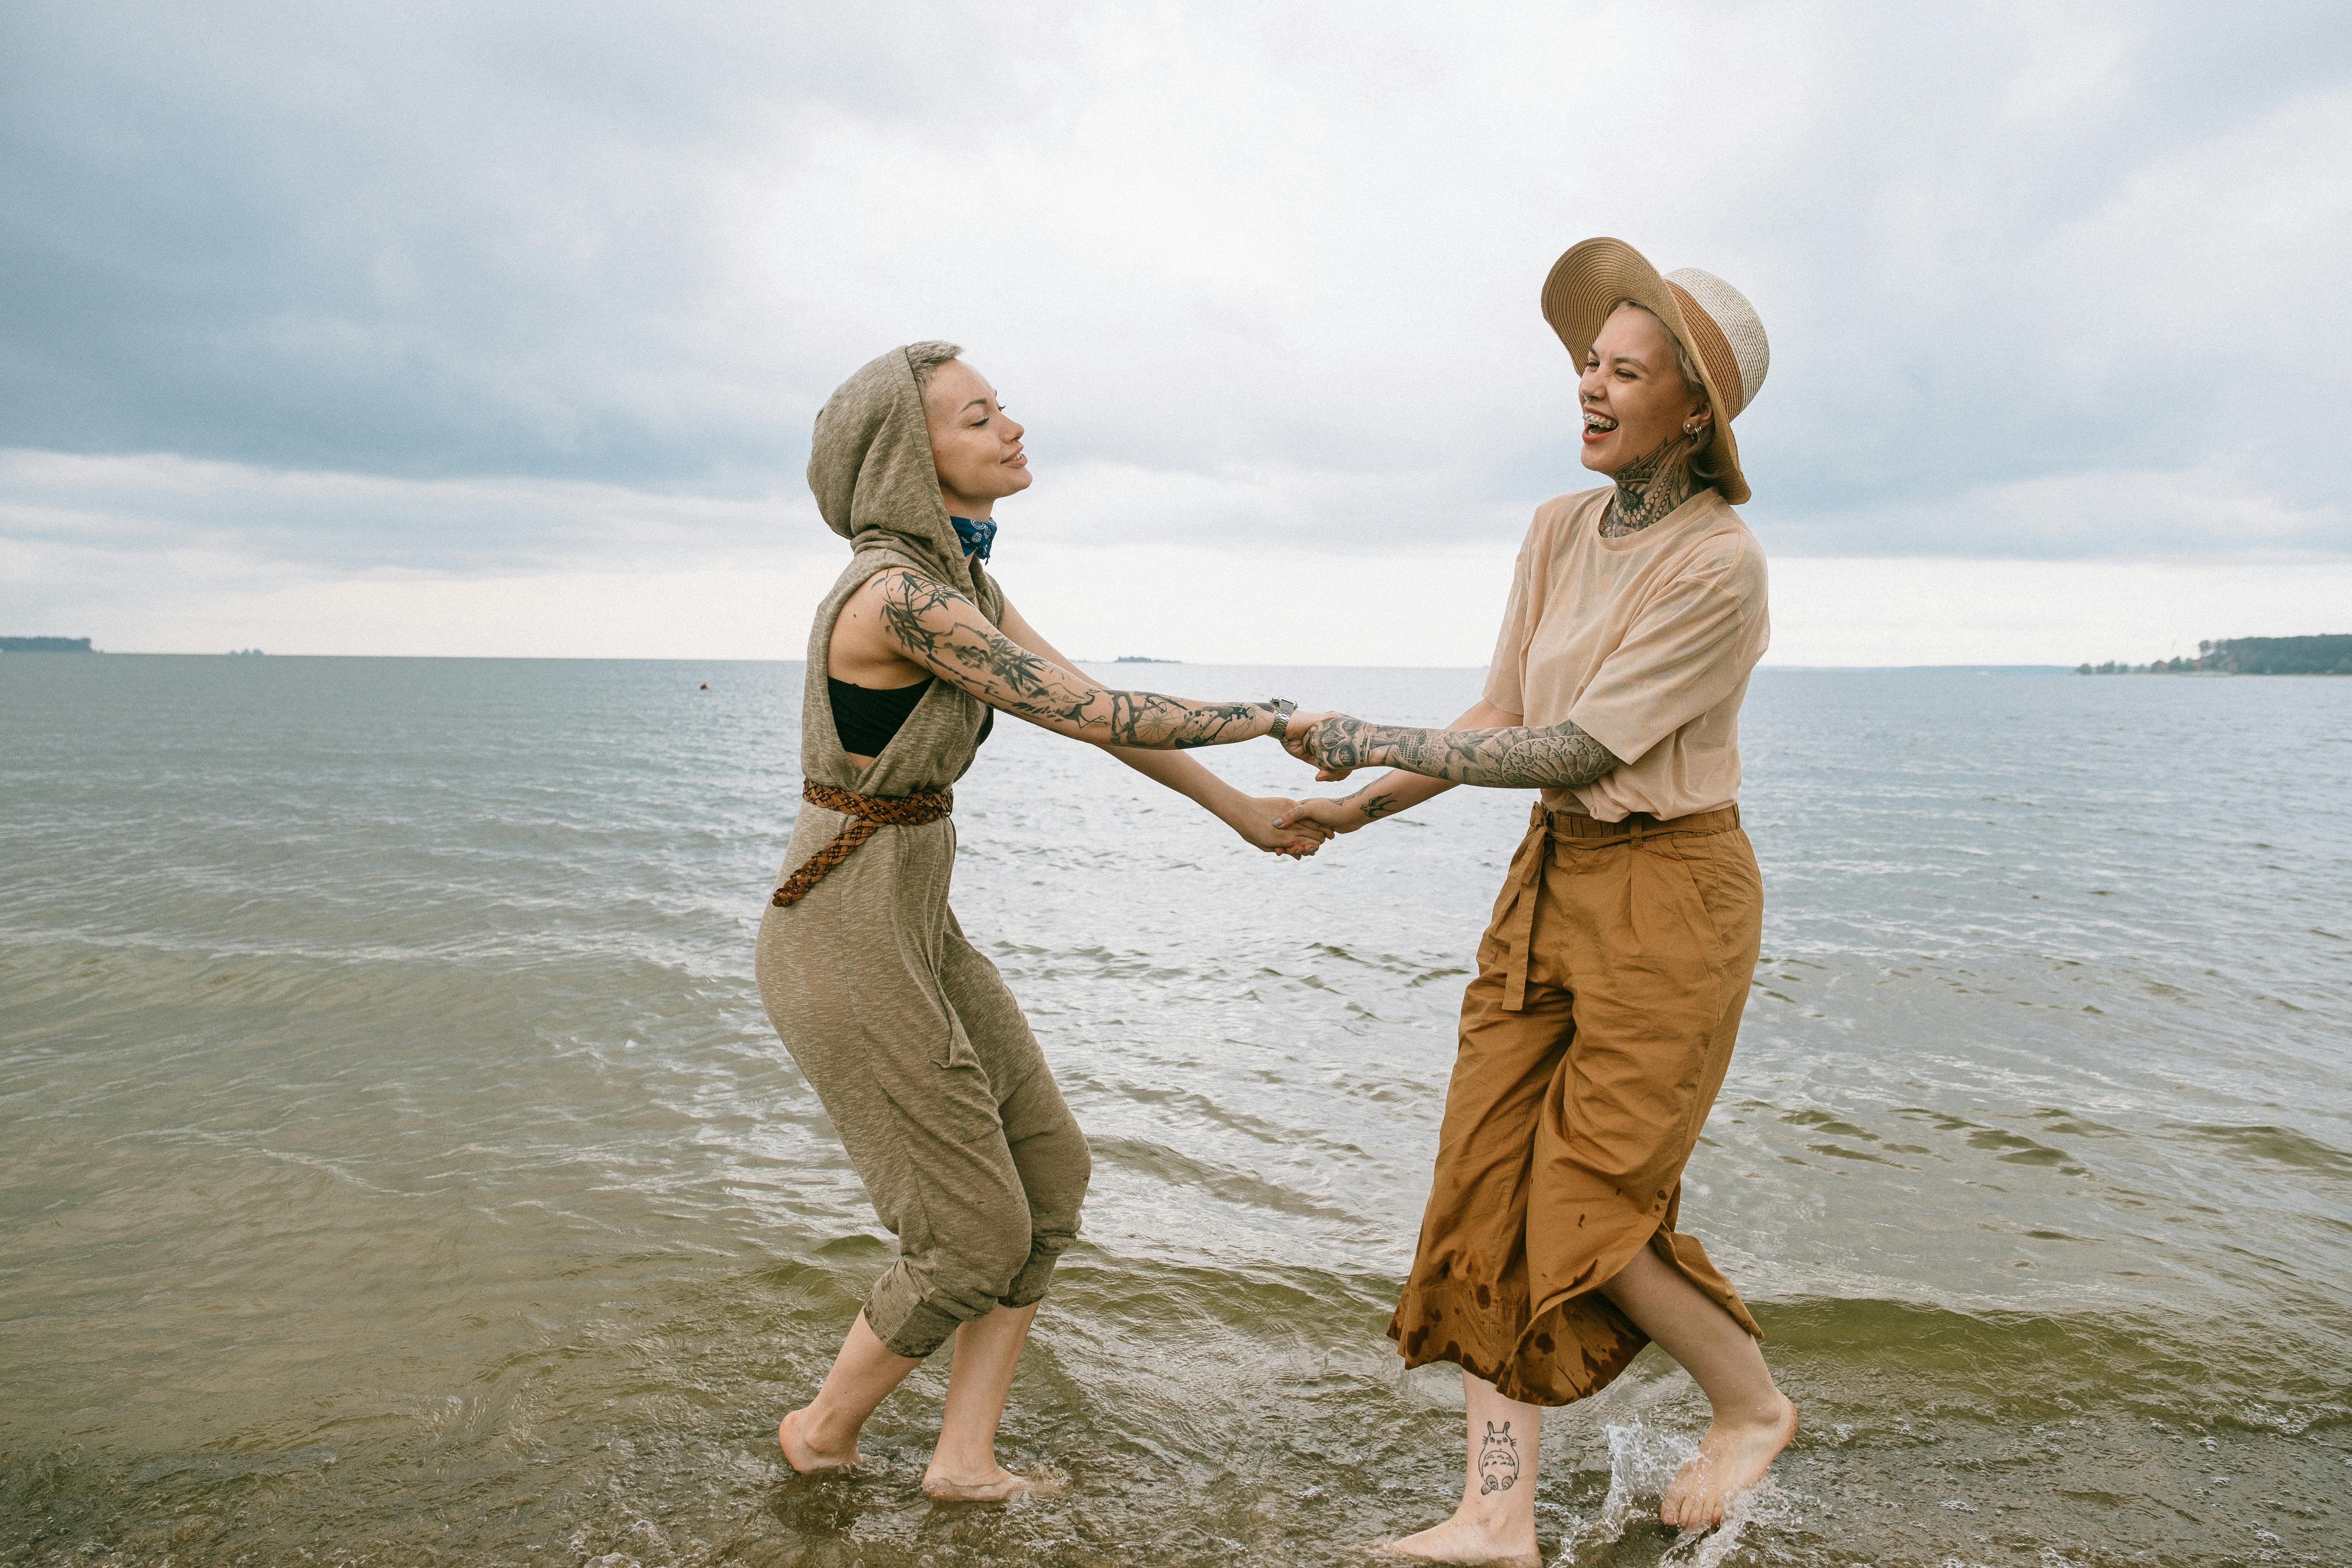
[1539,237,1770,505]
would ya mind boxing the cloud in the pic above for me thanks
[0,449,805,573]
[3,0,2350,643]
[1761,453,2349,561]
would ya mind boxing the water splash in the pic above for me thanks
[1551,1419,1797,1567]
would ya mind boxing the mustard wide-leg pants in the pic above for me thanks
[1389,804,1764,1405]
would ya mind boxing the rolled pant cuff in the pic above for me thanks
[867,1294,963,1360]
[865,1265,1066,1359]
[1000,1245,1067,1310]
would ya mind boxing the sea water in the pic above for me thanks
[2,655,2347,1566]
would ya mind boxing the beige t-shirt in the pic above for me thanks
[1483,486,1770,822]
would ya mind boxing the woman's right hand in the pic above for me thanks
[1273,797,1372,836]
[1231,797,1332,858]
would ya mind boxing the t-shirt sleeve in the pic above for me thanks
[1565,552,1763,766]
[1481,534,1537,716]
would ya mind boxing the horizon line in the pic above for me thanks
[5,650,2109,672]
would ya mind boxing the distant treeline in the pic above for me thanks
[1,635,94,653]
[2079,634,2352,675]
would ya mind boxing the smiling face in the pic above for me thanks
[1576,303,1711,478]
[922,358,1029,519]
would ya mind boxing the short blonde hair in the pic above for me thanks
[1606,301,1729,490]
[1607,300,1704,399]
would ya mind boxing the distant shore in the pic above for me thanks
[2078,634,2351,676]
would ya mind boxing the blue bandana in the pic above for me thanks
[948,515,996,562]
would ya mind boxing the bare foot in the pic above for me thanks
[1660,1395,1798,1529]
[919,1463,1068,1503]
[777,1407,860,1474]
[1375,1513,1541,1567]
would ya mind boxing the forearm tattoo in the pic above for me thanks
[1307,715,1623,789]
[1344,785,1401,822]
[1600,427,1701,537]
[1477,1421,1522,1495]
[875,571,1272,748]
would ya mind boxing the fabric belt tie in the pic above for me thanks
[1493,802,1743,1012]
[770,779,954,907]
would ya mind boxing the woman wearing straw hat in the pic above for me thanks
[1278,238,1794,1556]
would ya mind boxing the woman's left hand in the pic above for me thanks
[1234,796,1333,859]
[1277,709,1339,766]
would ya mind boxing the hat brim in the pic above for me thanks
[1539,237,1750,506]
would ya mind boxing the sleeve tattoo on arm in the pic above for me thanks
[1307,714,1624,790]
[875,571,1273,748]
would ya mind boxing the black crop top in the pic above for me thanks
[828,676,993,758]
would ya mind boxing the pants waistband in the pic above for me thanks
[1533,802,1741,844]
[1494,802,1741,1011]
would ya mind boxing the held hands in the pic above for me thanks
[1230,795,1332,859]
[1271,711,1401,836]
[1271,796,1372,837]
[1242,708,1373,855]
[1277,710,1337,766]
[1277,710,1360,781]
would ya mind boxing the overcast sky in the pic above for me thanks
[4,0,2348,663]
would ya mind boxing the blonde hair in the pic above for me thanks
[1607,300,1704,399]
[904,340,964,392]
[1606,300,1729,491]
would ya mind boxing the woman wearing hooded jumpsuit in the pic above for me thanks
[759,342,1333,1501]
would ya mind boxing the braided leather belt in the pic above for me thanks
[769,779,954,907]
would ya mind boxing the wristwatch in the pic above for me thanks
[1267,697,1297,742]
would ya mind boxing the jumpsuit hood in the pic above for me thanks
[807,342,990,604]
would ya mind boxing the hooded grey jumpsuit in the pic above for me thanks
[754,345,1091,1359]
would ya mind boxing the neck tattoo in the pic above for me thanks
[1600,429,1702,538]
